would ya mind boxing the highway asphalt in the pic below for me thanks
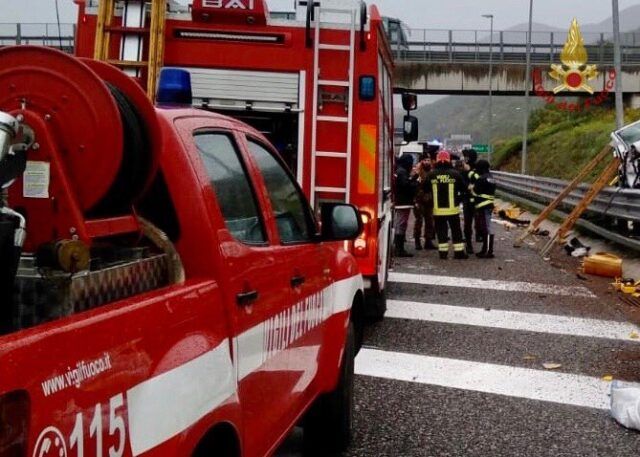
[278,221,640,456]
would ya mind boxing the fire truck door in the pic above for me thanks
[181,124,295,455]
[244,137,331,411]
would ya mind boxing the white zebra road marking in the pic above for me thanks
[355,349,619,410]
[389,272,596,298]
[385,300,640,342]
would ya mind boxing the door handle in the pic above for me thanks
[236,290,258,306]
[290,275,306,288]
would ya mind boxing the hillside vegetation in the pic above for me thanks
[494,105,640,180]
[411,96,544,143]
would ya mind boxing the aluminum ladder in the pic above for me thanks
[309,3,358,206]
[93,0,167,99]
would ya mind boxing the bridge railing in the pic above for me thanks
[0,23,75,51]
[391,28,640,66]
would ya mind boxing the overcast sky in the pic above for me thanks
[5,0,640,31]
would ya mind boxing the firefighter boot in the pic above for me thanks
[485,234,495,259]
[454,250,469,260]
[415,237,423,251]
[476,235,489,258]
[394,235,413,258]
[465,238,474,255]
[439,251,448,260]
[424,239,437,250]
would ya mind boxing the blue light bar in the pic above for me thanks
[157,68,193,105]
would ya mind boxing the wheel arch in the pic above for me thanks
[192,421,241,457]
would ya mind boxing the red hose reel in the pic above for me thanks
[0,46,160,252]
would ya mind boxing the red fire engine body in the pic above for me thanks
[0,46,363,457]
[74,0,396,319]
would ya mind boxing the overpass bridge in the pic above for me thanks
[3,22,640,97]
[388,28,640,96]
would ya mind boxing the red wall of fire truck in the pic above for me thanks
[73,0,396,320]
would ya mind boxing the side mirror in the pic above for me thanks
[403,115,419,142]
[402,93,417,111]
[320,203,363,241]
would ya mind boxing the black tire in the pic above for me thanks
[303,322,355,456]
[88,84,152,217]
[365,286,387,322]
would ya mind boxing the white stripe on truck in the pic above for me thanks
[126,341,236,456]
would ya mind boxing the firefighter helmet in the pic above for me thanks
[436,150,452,163]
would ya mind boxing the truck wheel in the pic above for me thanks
[303,322,355,455]
[366,287,387,322]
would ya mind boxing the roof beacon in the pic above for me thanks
[157,68,193,105]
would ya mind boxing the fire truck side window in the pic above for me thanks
[194,133,267,245]
[246,139,314,244]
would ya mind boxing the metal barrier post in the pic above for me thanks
[16,24,21,45]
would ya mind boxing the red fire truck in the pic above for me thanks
[0,46,364,456]
[74,0,396,319]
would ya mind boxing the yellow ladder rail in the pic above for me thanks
[147,0,167,100]
[92,0,167,100]
[93,0,116,61]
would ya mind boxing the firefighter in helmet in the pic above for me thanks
[425,150,468,260]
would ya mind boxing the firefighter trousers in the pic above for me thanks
[434,214,465,253]
[462,200,475,242]
[413,202,435,241]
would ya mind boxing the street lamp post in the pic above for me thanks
[612,0,624,129]
[482,14,494,162]
[521,0,534,174]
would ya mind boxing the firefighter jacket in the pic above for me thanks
[465,167,480,203]
[474,171,496,210]
[425,164,466,216]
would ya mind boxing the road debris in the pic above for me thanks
[498,209,530,227]
[611,381,640,431]
[542,362,562,370]
[564,237,591,258]
[531,228,550,237]
[583,252,623,278]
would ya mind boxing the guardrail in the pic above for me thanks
[493,171,640,250]
[0,23,75,50]
[493,171,640,222]
[389,28,640,65]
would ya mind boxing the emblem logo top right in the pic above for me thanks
[549,18,599,94]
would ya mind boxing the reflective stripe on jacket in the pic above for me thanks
[474,172,496,210]
[425,165,465,216]
[466,169,480,203]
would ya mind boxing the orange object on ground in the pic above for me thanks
[583,253,623,278]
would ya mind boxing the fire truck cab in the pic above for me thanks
[75,0,397,322]
[0,46,364,457]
